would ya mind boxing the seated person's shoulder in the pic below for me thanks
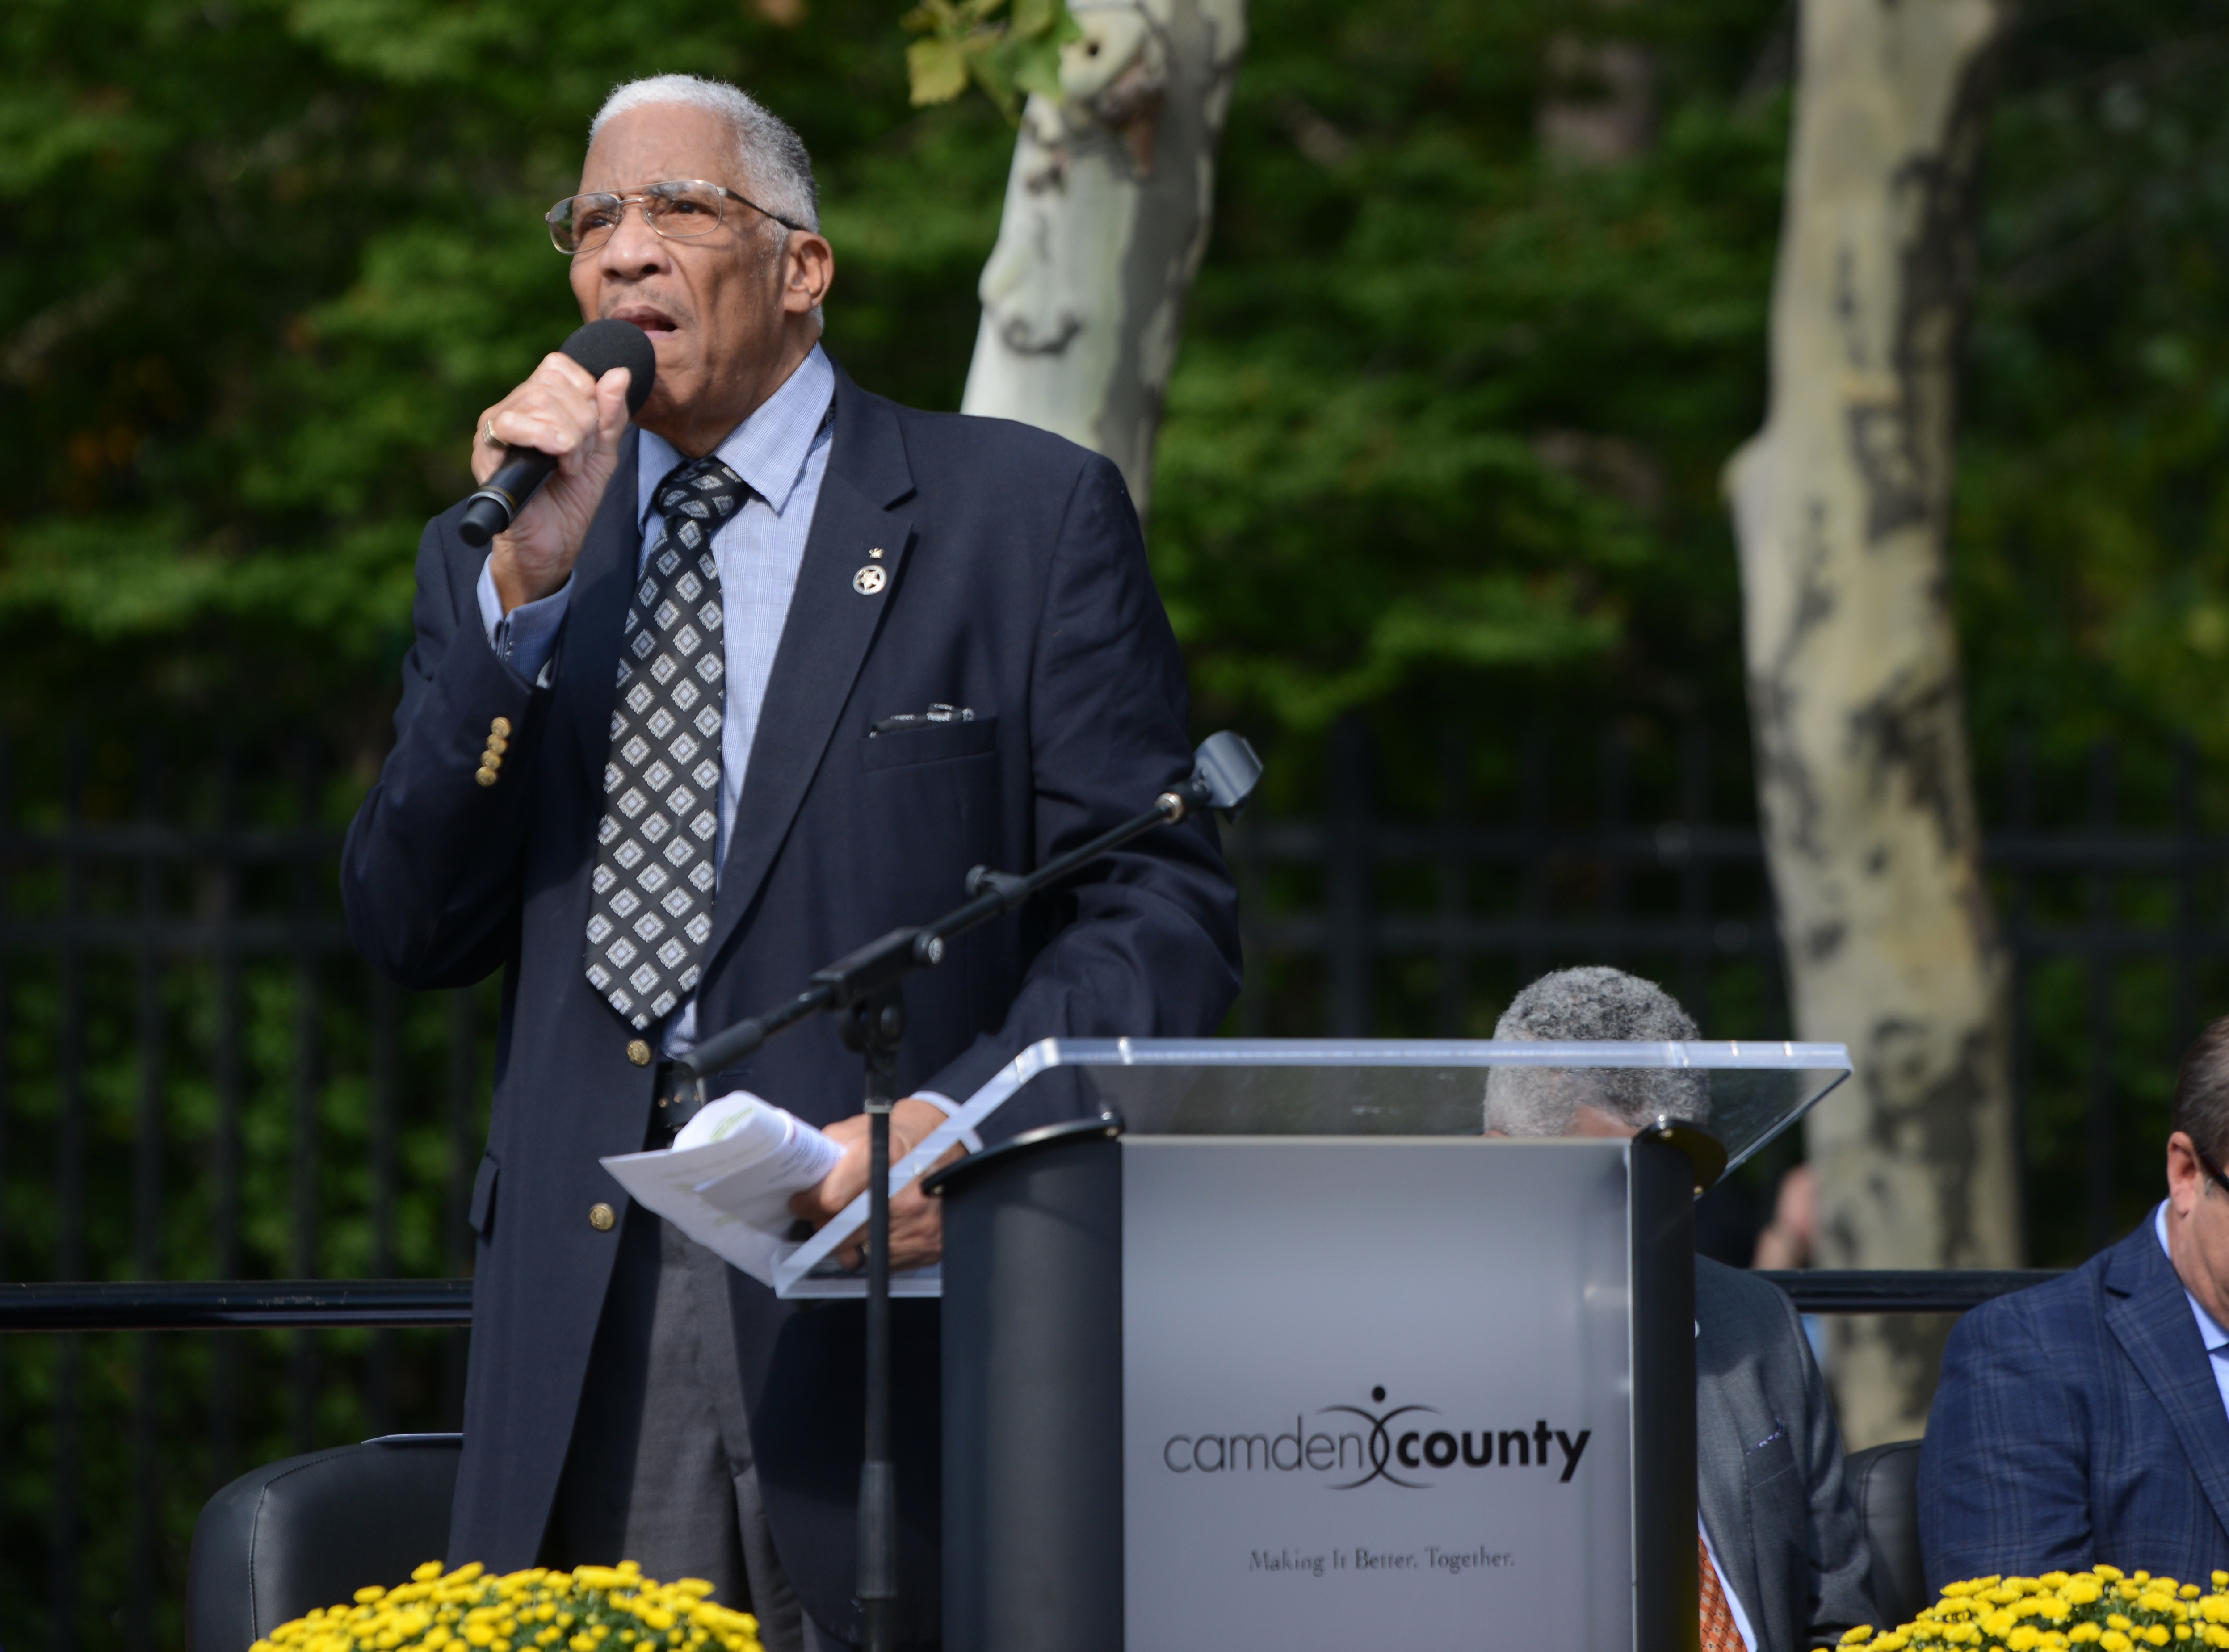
[1697,1253,1805,1336]
[1940,1245,2124,1387]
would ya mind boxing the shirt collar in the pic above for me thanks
[2154,1199,2229,1353]
[636,342,835,532]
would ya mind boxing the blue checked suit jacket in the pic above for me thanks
[1919,1219,2229,1590]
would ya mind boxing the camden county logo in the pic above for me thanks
[1160,1385,1592,1490]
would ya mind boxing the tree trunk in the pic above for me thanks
[1725,0,2019,1447]
[959,0,1247,511]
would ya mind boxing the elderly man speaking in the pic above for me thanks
[341,75,1240,1650]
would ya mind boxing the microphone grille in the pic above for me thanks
[562,319,658,417]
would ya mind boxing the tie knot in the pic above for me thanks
[656,457,748,526]
[651,457,749,559]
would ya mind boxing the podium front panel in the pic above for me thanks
[1122,1138,1643,1652]
[935,1039,1837,1652]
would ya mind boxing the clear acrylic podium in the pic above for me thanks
[919,1039,1849,1652]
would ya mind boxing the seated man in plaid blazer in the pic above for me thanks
[1920,1015,2229,1588]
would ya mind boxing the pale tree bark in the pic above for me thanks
[1726,0,2020,1447]
[959,0,1247,509]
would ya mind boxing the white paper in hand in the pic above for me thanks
[598,1092,845,1287]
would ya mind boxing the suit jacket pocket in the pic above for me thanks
[1742,1420,1799,1495]
[860,716,997,772]
[468,1152,500,1239]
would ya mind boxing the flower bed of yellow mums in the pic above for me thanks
[248,1560,764,1652]
[1842,1566,2229,1652]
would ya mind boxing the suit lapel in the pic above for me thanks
[703,372,916,969]
[1695,1321,1776,1649]
[2103,1224,2229,1540]
[558,427,645,787]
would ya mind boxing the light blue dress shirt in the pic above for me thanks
[2153,1199,2229,1427]
[476,344,835,1057]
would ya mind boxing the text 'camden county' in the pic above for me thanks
[1163,1415,1591,1487]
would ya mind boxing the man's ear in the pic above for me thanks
[783,231,834,314]
[2168,1130,2205,1217]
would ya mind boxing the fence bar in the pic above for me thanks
[2004,734,2036,1237]
[0,738,9,1571]
[54,737,86,1652]
[211,743,244,1492]
[0,1270,2058,1330]
[290,742,323,1453]
[0,1279,476,1332]
[1436,731,1468,1036]
[444,989,476,1426]
[129,738,164,1652]
[1518,728,1548,985]
[370,970,400,1437]
[1680,725,1712,1027]
[1326,717,1373,1037]
[2086,743,2118,1252]
[2174,738,2202,1077]
[1761,1268,2062,1313]
[1599,730,1629,971]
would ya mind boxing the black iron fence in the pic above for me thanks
[2,721,2225,1646]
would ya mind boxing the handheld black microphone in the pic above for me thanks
[457,319,658,548]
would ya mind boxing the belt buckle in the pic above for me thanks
[654,1065,709,1139]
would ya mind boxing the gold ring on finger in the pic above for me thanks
[483,419,501,447]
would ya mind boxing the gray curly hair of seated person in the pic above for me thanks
[1483,965,1709,1136]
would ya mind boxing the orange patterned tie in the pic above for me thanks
[1699,1534,1744,1652]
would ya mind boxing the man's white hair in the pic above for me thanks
[590,75,820,235]
[1482,965,1709,1136]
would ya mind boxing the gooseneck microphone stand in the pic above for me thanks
[674,732,1262,1652]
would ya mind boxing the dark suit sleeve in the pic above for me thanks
[920,455,1242,1117]
[1918,1298,2094,1591]
[1785,1289,1879,1644]
[341,518,546,989]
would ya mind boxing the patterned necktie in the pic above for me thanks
[583,456,746,1029]
[1699,1533,1745,1652]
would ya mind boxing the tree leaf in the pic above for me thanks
[1007,34,1066,102]
[905,36,970,105]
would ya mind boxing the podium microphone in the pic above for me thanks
[456,319,657,548]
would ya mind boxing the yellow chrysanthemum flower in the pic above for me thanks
[249,1564,764,1652]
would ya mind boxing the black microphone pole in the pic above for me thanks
[672,731,1261,1652]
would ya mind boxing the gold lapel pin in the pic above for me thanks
[853,566,887,596]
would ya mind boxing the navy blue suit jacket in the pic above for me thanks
[340,365,1242,1639]
[1918,1217,2229,1590]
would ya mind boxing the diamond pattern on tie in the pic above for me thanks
[583,455,744,1029]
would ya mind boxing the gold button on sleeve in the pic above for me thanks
[474,767,499,788]
[486,734,509,756]
[481,751,502,771]
[588,1202,616,1231]
[626,1039,653,1067]
[491,716,513,738]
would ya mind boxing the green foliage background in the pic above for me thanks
[8,0,2229,1640]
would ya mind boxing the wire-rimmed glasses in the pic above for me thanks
[546,179,806,255]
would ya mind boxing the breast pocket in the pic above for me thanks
[1743,1419,1800,1497]
[860,715,998,772]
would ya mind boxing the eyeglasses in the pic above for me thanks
[546,179,806,255]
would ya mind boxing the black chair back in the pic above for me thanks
[1847,1438,1927,1629]
[185,1434,462,1652]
